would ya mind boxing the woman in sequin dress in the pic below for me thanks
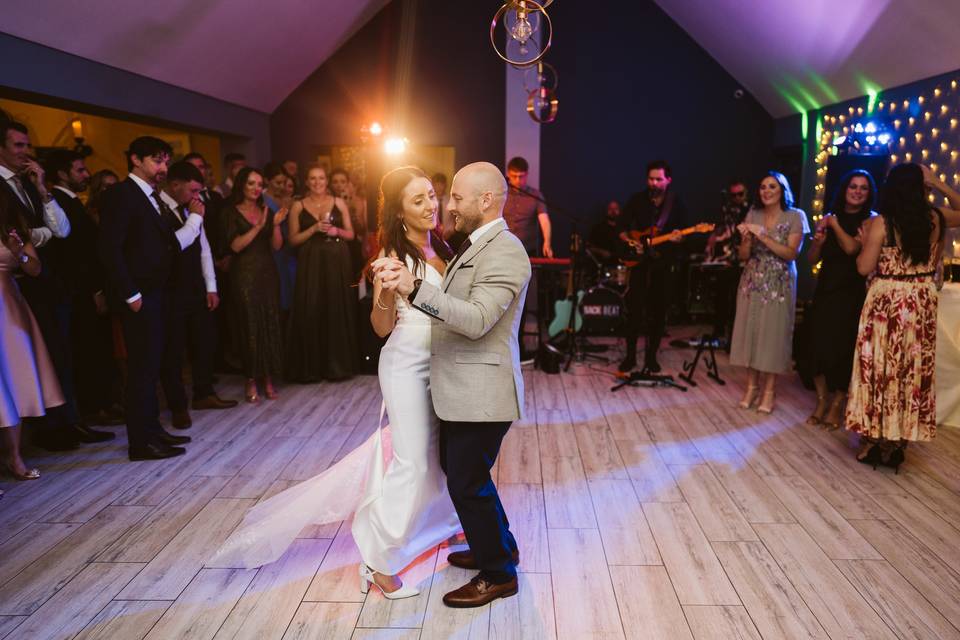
[730,172,809,413]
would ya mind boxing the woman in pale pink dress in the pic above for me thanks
[0,190,64,486]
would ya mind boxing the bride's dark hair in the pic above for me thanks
[366,166,452,280]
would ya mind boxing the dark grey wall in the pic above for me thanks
[539,1,775,251]
[0,32,271,162]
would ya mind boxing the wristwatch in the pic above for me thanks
[407,278,423,303]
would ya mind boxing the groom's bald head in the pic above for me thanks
[449,162,508,234]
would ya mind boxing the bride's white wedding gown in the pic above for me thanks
[211,258,460,574]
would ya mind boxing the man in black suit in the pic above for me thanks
[183,152,233,372]
[98,136,191,460]
[46,149,120,438]
[0,121,85,451]
[159,161,237,429]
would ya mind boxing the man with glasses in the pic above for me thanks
[704,179,750,348]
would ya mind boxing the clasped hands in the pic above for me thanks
[371,257,416,296]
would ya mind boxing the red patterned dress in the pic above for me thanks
[845,238,940,442]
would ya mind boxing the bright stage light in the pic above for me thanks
[369,122,383,136]
[384,137,407,155]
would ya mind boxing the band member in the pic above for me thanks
[587,200,623,264]
[503,157,553,258]
[704,179,750,347]
[618,160,689,374]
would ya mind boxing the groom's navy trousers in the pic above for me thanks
[438,418,518,584]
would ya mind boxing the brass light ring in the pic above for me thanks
[490,0,553,68]
[526,87,559,123]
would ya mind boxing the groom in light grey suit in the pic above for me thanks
[377,162,531,608]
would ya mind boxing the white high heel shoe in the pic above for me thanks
[359,564,420,600]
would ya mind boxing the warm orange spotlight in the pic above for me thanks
[384,137,407,155]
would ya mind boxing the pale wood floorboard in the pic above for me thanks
[2,348,958,639]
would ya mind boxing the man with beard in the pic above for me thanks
[588,200,623,264]
[47,149,122,436]
[618,160,689,374]
[99,136,192,460]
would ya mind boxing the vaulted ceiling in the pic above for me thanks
[653,0,960,117]
[1,0,388,113]
[3,0,959,118]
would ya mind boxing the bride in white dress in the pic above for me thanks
[212,166,460,599]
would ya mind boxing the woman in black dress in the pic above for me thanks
[224,168,288,402]
[285,165,358,381]
[806,169,876,428]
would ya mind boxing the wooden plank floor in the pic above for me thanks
[2,338,960,639]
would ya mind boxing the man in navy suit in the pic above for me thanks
[99,136,192,460]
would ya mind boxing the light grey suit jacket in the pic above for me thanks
[410,219,531,422]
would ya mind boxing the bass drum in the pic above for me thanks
[579,286,625,335]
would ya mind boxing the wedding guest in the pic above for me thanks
[0,120,79,451]
[331,167,366,276]
[730,171,809,414]
[223,167,287,402]
[86,170,119,222]
[1,188,64,480]
[264,162,297,318]
[46,150,121,433]
[216,152,246,198]
[846,164,960,470]
[805,170,876,428]
[159,161,237,430]
[285,164,358,382]
[99,136,192,460]
[282,159,300,195]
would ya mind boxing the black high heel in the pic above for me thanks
[881,444,907,474]
[856,439,883,469]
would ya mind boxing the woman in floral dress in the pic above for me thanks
[730,172,809,413]
[846,164,960,470]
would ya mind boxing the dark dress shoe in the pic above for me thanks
[129,442,186,461]
[618,355,636,374]
[447,549,519,570]
[643,359,662,374]
[443,575,518,608]
[71,424,116,443]
[33,429,81,451]
[155,430,191,445]
[171,411,192,430]
[192,395,238,410]
[84,409,126,427]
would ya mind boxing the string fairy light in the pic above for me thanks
[810,76,959,217]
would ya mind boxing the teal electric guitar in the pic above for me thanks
[548,254,584,338]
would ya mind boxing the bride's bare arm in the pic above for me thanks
[371,250,397,337]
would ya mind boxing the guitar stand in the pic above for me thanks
[611,367,687,392]
[678,333,726,387]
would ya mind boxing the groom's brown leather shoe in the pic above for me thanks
[443,575,518,608]
[447,549,519,570]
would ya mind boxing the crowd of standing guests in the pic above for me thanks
[729,163,960,469]
[0,122,371,481]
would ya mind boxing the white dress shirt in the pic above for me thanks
[0,164,71,247]
[160,190,217,294]
[468,216,506,245]
[124,173,208,303]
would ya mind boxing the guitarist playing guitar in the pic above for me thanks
[617,159,698,375]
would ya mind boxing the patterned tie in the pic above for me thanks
[449,237,472,270]
[152,190,185,230]
[10,175,37,215]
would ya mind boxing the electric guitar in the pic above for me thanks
[547,234,584,339]
[621,222,715,267]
